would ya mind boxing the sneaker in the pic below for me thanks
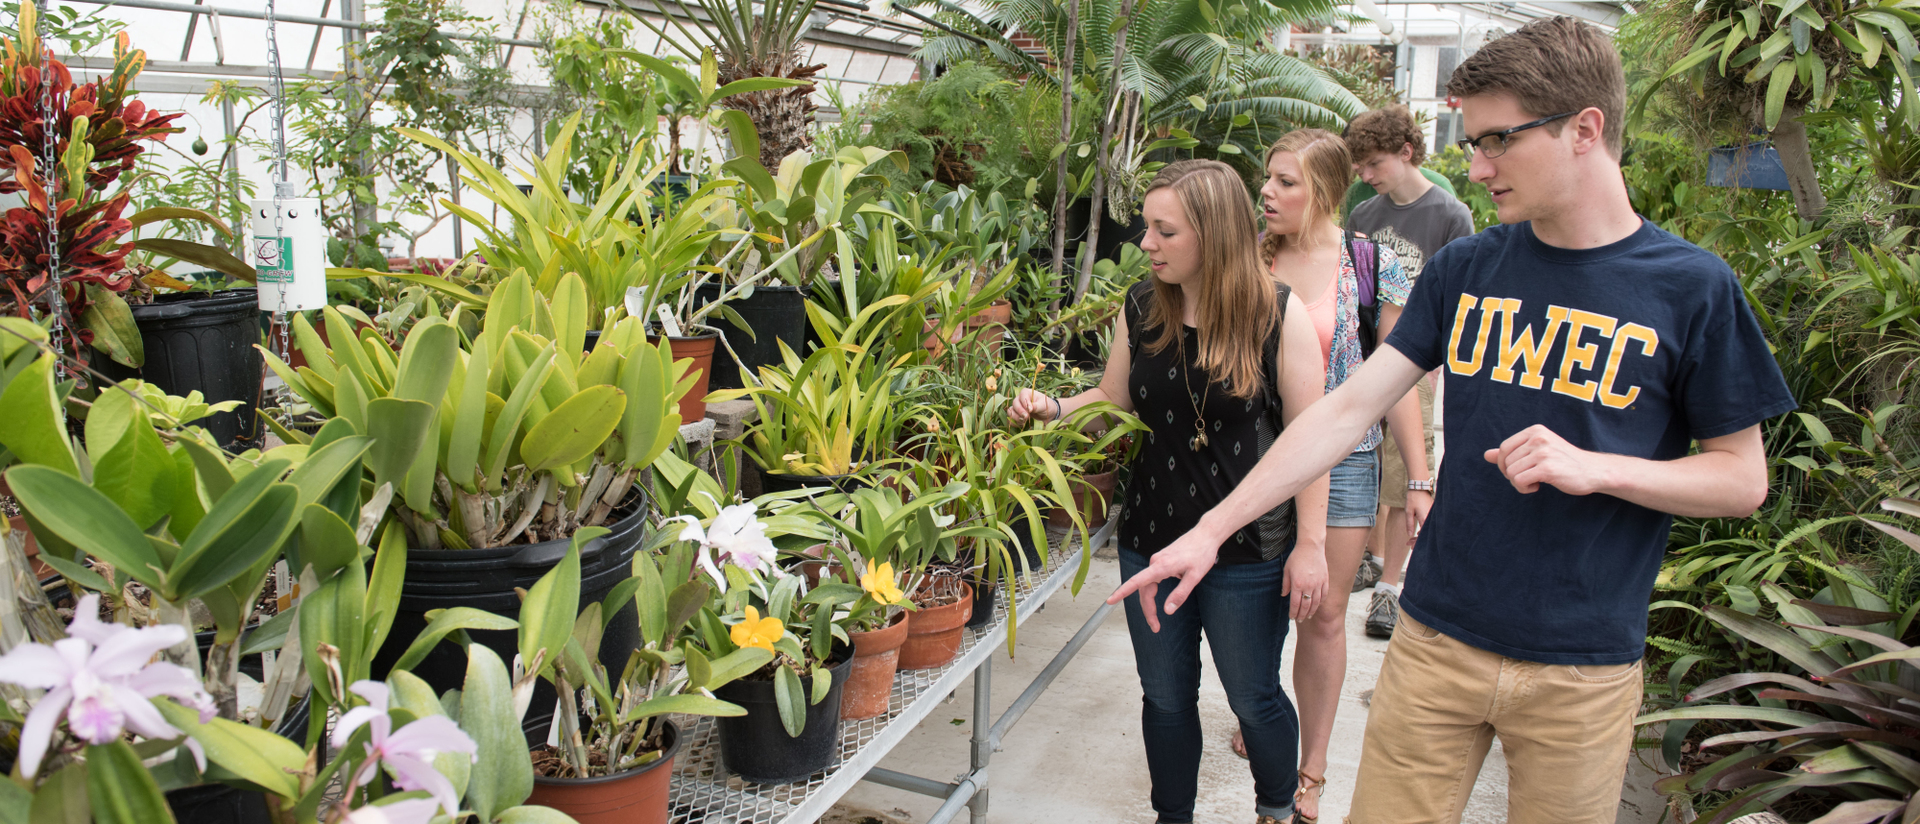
[1351,555,1382,592]
[1365,588,1399,638]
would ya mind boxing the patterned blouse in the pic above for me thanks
[1291,241,1410,453]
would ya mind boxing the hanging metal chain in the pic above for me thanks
[265,0,292,371]
[35,0,68,375]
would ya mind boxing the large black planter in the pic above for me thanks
[758,469,866,496]
[712,645,853,784]
[93,289,263,451]
[372,493,648,743]
[693,282,809,390]
[163,696,313,824]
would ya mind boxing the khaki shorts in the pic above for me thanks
[1379,375,1435,509]
[1347,612,1642,824]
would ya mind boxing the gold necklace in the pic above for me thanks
[1180,344,1211,451]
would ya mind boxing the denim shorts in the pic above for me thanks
[1327,448,1380,528]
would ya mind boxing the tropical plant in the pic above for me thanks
[385,113,731,333]
[0,319,373,727]
[797,479,997,631]
[513,525,770,778]
[1629,0,1920,221]
[1,4,253,367]
[261,271,692,549]
[712,294,923,477]
[623,0,825,172]
[1636,500,1919,824]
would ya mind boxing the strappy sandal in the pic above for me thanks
[1293,770,1326,824]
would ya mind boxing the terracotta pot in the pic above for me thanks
[922,300,1013,360]
[647,326,719,423]
[842,610,909,720]
[899,581,974,670]
[4,515,49,579]
[527,720,681,824]
[1047,470,1119,529]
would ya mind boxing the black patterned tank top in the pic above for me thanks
[1118,282,1297,565]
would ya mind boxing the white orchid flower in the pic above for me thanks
[672,502,781,592]
[0,595,216,777]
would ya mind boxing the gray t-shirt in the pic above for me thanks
[1348,184,1475,282]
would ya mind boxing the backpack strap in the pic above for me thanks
[1346,233,1383,358]
[1261,282,1293,428]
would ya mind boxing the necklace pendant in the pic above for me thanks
[1189,432,1208,451]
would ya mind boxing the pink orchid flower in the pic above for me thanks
[0,595,216,777]
[333,681,477,819]
[674,502,780,591]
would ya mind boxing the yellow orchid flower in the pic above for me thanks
[730,605,784,653]
[861,559,905,606]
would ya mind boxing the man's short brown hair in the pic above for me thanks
[1344,105,1428,166]
[1446,17,1624,158]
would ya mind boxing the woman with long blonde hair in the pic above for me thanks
[1011,160,1330,824]
[1244,129,1430,822]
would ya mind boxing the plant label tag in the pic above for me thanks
[655,304,683,338]
[546,698,563,748]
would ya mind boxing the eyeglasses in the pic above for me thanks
[1455,111,1579,159]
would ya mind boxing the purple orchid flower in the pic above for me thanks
[333,681,478,819]
[0,594,216,777]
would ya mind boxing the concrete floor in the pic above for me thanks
[830,552,1673,824]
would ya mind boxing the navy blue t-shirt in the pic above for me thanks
[1385,219,1796,665]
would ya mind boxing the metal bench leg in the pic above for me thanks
[969,654,991,822]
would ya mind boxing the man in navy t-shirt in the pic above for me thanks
[1110,17,1794,823]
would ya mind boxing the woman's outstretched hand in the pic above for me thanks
[1009,388,1057,425]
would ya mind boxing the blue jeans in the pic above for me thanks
[1327,447,1380,528]
[1121,547,1299,822]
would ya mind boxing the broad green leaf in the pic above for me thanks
[0,356,76,476]
[495,807,580,824]
[152,700,303,799]
[284,435,372,509]
[0,771,27,824]
[6,465,162,586]
[521,386,625,473]
[91,416,174,531]
[365,398,437,491]
[394,320,458,404]
[83,741,177,824]
[623,693,747,723]
[551,272,588,367]
[366,520,409,659]
[296,504,361,581]
[301,561,367,708]
[239,606,298,656]
[79,287,142,368]
[518,529,595,678]
[775,665,806,737]
[392,607,519,672]
[39,552,111,594]
[172,475,298,601]
[29,759,89,824]
[462,645,533,821]
[700,646,773,691]
[446,345,491,493]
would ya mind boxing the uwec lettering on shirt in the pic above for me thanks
[1441,295,1659,409]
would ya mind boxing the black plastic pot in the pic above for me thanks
[372,493,648,743]
[693,282,809,390]
[163,696,313,824]
[966,579,999,628]
[712,645,854,784]
[93,289,263,451]
[758,469,866,496]
[1014,514,1049,572]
